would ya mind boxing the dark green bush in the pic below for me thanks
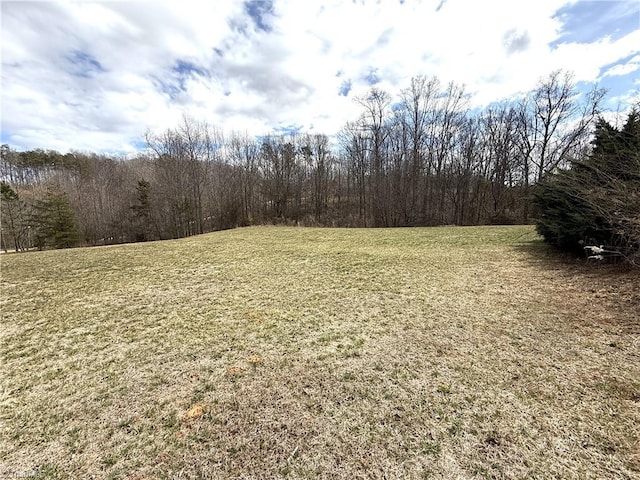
[533,109,640,265]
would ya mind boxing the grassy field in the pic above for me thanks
[1,225,639,479]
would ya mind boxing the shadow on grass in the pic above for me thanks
[513,238,584,270]
[513,238,640,325]
[513,238,632,274]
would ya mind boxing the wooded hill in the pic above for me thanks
[3,70,635,258]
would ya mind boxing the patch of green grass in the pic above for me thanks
[1,225,639,479]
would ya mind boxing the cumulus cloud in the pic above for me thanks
[503,29,531,55]
[1,0,638,153]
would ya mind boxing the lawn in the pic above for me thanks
[1,225,638,479]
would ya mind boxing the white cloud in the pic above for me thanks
[602,54,640,77]
[1,0,638,153]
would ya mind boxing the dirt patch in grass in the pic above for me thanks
[1,226,638,479]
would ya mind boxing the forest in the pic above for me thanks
[2,69,636,260]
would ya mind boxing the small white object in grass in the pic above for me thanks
[584,245,623,259]
[287,445,299,462]
[585,245,606,255]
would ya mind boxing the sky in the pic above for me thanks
[1,0,639,154]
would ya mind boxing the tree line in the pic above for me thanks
[0,70,612,252]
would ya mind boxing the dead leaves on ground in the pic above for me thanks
[182,402,208,421]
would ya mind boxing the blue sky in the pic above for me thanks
[1,0,638,154]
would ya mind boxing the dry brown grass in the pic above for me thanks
[1,225,638,479]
